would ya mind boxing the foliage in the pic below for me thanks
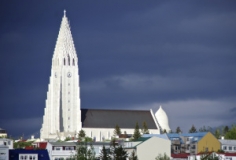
[129,150,138,160]
[84,137,93,142]
[199,126,212,132]
[74,140,96,160]
[114,124,121,137]
[223,126,229,135]
[162,129,167,133]
[79,130,86,139]
[189,125,197,133]
[200,152,219,160]
[65,137,72,141]
[133,122,141,141]
[176,126,182,133]
[214,129,220,139]
[155,153,170,160]
[112,145,128,160]
[14,141,34,149]
[225,125,236,139]
[141,121,149,134]
[99,145,111,160]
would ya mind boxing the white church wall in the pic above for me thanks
[83,128,160,142]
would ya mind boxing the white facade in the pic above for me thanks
[219,139,236,153]
[41,11,82,140]
[0,138,13,149]
[155,106,171,132]
[46,142,77,160]
[83,127,160,142]
[0,145,8,160]
[124,136,171,160]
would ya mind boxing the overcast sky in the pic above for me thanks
[0,1,235,139]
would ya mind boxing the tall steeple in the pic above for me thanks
[41,11,81,140]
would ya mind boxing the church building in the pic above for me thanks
[40,11,170,141]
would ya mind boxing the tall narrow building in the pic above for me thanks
[40,11,82,139]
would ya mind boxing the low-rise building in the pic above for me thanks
[124,135,171,160]
[219,139,236,153]
[167,132,220,154]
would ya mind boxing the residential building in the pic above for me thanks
[0,138,13,149]
[167,132,220,154]
[124,135,171,160]
[46,142,77,160]
[9,149,50,160]
[219,139,236,153]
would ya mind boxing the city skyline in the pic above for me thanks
[0,1,235,138]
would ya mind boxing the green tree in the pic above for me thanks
[155,153,170,160]
[113,145,128,160]
[225,125,236,139]
[176,126,182,133]
[189,125,197,133]
[114,124,121,137]
[79,129,86,140]
[14,141,34,149]
[214,129,220,139]
[75,140,96,160]
[133,122,141,140]
[129,150,138,160]
[141,121,149,134]
[223,126,229,135]
[100,145,111,160]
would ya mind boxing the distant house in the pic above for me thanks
[9,149,50,160]
[167,132,220,154]
[219,139,236,153]
[47,141,113,159]
[124,135,171,160]
[46,142,77,160]
[0,138,13,149]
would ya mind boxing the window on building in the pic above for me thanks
[55,147,61,150]
[68,117,70,120]
[223,146,227,150]
[234,146,236,150]
[70,147,74,150]
[65,147,70,150]
[229,146,232,150]
[8,141,11,145]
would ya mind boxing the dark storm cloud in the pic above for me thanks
[0,1,235,138]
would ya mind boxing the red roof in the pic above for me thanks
[25,146,34,150]
[171,153,190,158]
[225,153,236,156]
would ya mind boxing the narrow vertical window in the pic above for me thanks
[64,58,66,65]
[68,55,70,66]
[73,59,75,66]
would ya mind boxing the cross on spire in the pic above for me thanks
[64,10,66,17]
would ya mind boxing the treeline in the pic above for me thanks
[170,124,236,139]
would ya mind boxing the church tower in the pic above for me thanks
[40,11,81,139]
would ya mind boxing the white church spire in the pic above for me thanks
[41,11,81,140]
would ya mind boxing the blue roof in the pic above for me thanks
[9,149,50,160]
[181,132,207,137]
[166,133,181,138]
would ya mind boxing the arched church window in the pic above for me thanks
[68,55,70,66]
